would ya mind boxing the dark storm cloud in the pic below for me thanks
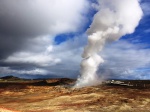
[0,0,90,78]
[0,0,51,58]
[0,34,27,58]
[0,0,89,59]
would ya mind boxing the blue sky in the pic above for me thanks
[54,0,150,79]
[0,0,150,79]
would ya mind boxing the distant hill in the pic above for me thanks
[0,75,21,81]
[18,74,66,80]
[0,74,67,80]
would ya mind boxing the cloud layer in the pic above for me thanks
[0,0,150,80]
[0,0,89,58]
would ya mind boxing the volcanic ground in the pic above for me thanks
[0,76,150,112]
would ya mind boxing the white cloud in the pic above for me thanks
[141,1,150,16]
[100,40,150,79]
[4,52,61,67]
[0,67,47,75]
[3,36,61,67]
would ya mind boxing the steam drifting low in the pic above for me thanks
[74,0,143,88]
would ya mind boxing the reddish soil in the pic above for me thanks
[0,79,149,112]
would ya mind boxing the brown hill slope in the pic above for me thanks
[0,79,149,112]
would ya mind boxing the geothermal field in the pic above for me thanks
[0,0,150,112]
[0,76,149,112]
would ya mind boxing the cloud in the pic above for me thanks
[0,0,90,78]
[99,40,150,79]
[0,0,149,80]
[0,34,86,78]
[0,0,89,59]
[0,0,89,36]
[1,33,150,79]
[141,0,150,16]
[0,67,47,76]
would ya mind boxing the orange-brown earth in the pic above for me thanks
[0,78,150,112]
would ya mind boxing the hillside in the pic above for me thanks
[0,78,149,112]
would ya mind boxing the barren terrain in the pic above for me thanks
[0,76,150,112]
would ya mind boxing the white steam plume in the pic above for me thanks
[74,0,143,88]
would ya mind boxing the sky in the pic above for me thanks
[0,0,150,79]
